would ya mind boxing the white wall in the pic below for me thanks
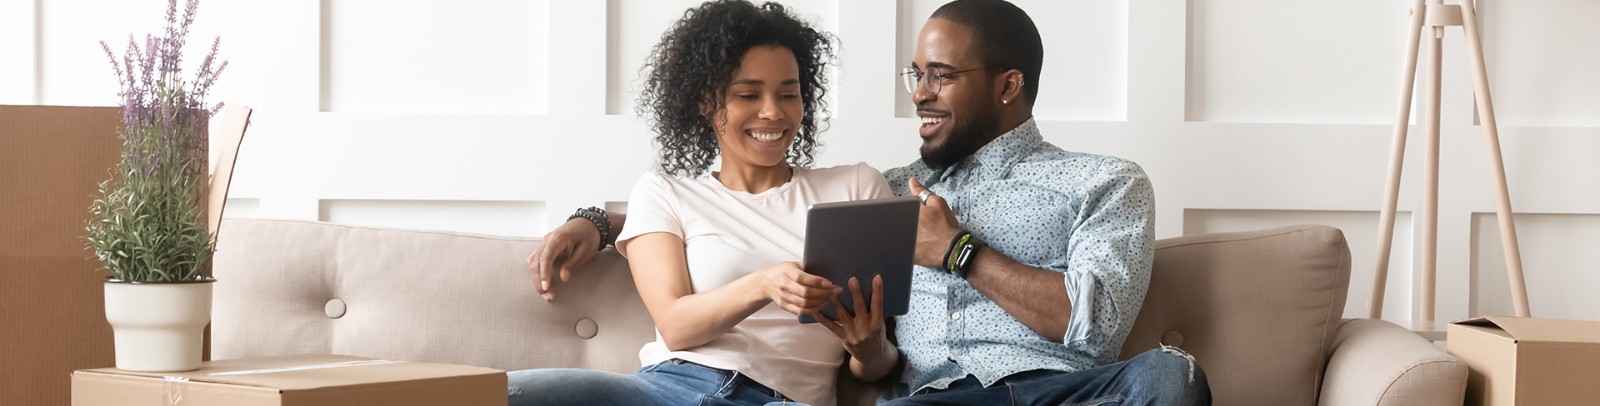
[7,0,1599,326]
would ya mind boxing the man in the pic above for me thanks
[530,1,1210,404]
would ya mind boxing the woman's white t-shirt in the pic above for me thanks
[614,162,892,406]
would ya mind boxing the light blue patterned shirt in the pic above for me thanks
[882,118,1155,396]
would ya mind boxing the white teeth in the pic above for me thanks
[920,117,944,125]
[748,131,783,142]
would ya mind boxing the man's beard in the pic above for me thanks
[920,105,1000,170]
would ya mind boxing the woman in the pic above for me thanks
[507,1,897,405]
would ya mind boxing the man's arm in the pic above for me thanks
[907,161,1154,345]
[907,178,1069,339]
[526,212,628,300]
[963,249,1070,341]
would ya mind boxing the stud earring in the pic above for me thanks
[1002,99,1009,105]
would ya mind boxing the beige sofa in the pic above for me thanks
[212,219,1465,405]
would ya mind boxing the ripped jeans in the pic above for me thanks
[884,347,1211,406]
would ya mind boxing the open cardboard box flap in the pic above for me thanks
[1452,316,1600,344]
[1449,316,1600,405]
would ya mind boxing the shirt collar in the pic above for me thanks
[931,118,1043,185]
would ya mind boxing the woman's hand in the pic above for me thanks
[816,276,889,358]
[758,261,840,315]
[526,218,602,301]
[815,275,898,382]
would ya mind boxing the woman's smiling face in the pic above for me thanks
[710,45,803,170]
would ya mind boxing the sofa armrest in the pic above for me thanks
[1318,318,1465,406]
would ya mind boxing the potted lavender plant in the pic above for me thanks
[84,0,228,372]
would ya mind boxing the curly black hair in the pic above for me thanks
[636,0,836,177]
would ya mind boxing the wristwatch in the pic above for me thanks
[948,233,985,279]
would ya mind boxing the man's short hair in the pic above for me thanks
[930,0,1043,105]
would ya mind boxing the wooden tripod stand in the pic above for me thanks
[1370,0,1531,324]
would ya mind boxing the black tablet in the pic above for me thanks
[797,196,919,324]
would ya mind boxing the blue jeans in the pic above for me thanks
[506,358,803,406]
[885,347,1211,406]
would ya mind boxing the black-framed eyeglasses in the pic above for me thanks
[899,65,993,95]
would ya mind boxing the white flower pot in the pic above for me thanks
[103,278,216,372]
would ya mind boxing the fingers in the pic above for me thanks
[532,217,613,302]
[534,240,582,301]
[909,178,947,207]
[911,177,949,207]
[531,245,556,299]
[525,250,549,300]
[871,275,885,316]
[783,264,840,308]
[560,250,594,283]
[778,283,839,313]
[849,277,867,318]
[790,269,836,289]
[832,295,855,323]
[765,263,841,314]
[814,310,846,338]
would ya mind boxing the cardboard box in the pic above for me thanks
[4,104,247,405]
[72,354,506,406]
[1447,316,1600,406]
[2,105,124,406]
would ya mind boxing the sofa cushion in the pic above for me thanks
[1121,225,1351,406]
[212,219,656,374]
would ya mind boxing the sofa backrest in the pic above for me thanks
[215,220,1350,406]
[1123,224,1351,406]
[212,219,656,374]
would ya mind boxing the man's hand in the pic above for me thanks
[909,177,962,268]
[526,218,602,301]
[757,261,841,315]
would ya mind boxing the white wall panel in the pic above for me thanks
[603,201,628,215]
[222,198,261,219]
[37,0,263,108]
[24,0,1600,329]
[320,0,548,114]
[1182,209,1416,321]
[1479,0,1600,127]
[1186,0,1406,124]
[0,0,36,104]
[895,0,1126,121]
[319,199,544,237]
[1472,213,1600,320]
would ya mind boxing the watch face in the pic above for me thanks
[954,242,979,278]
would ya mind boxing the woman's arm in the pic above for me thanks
[625,232,841,351]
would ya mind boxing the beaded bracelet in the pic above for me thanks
[568,207,612,251]
[943,231,972,274]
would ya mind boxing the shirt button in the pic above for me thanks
[952,349,963,357]
[951,311,961,320]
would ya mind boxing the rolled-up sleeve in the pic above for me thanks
[1059,159,1155,364]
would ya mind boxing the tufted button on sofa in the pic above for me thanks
[213,219,1464,405]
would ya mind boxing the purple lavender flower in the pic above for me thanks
[98,0,224,178]
[86,0,226,281]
